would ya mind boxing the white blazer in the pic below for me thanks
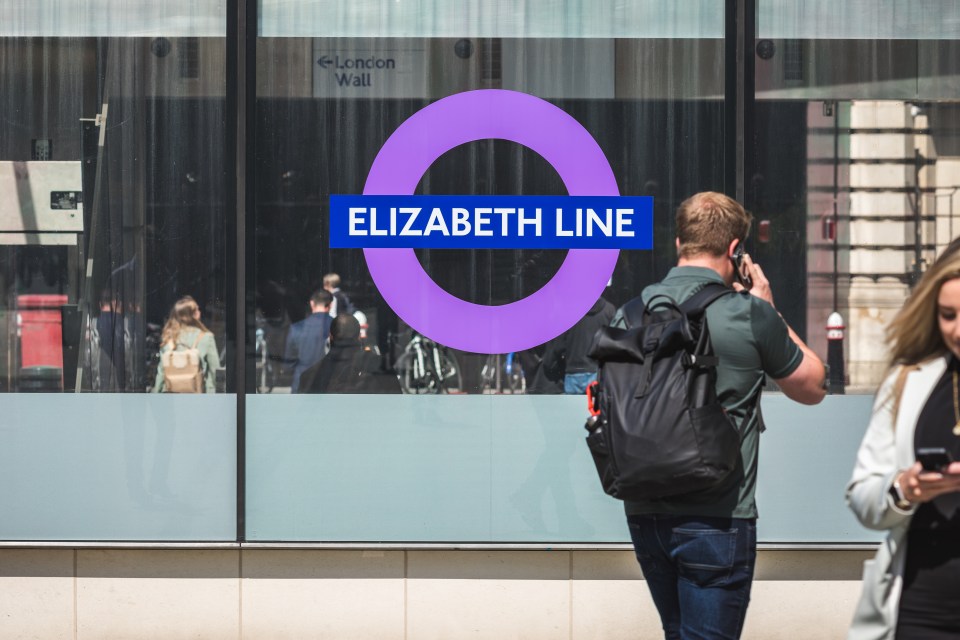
[845,356,947,640]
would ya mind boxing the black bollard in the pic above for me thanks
[826,311,845,395]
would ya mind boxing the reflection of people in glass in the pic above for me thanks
[96,289,126,391]
[847,245,960,639]
[509,398,595,538]
[151,296,220,393]
[323,272,355,318]
[526,340,566,395]
[284,289,333,393]
[305,314,401,394]
[558,295,615,394]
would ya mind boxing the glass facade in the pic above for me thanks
[0,2,235,540]
[1,0,958,544]
[0,21,228,394]
[756,0,960,389]
[253,29,723,396]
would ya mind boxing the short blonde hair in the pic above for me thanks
[676,192,752,258]
[323,273,341,289]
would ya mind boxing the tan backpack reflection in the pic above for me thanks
[161,332,205,393]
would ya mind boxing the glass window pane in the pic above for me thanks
[0,34,228,393]
[250,1,725,542]
[758,0,960,40]
[260,0,724,38]
[254,32,723,396]
[0,1,225,37]
[756,2,960,393]
[0,4,234,541]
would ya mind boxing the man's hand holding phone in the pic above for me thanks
[733,251,775,307]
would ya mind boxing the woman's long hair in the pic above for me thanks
[160,296,210,348]
[887,244,960,367]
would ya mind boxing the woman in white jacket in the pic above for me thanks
[847,247,960,640]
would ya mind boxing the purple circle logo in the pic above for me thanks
[362,89,619,354]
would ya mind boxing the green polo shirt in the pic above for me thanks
[612,266,802,519]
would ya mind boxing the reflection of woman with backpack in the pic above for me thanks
[151,296,220,393]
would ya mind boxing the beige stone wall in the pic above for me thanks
[0,547,873,639]
[810,101,960,391]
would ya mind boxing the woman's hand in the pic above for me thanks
[898,461,960,503]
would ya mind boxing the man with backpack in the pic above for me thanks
[611,192,826,639]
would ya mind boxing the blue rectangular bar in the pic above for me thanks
[329,195,653,249]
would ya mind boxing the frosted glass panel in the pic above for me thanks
[0,1,225,37]
[259,0,724,39]
[246,394,882,544]
[0,395,236,541]
[759,0,960,40]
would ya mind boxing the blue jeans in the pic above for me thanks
[564,371,596,395]
[627,514,757,640]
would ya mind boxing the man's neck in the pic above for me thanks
[676,254,733,285]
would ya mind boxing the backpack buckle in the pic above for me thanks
[586,380,601,416]
[687,354,719,368]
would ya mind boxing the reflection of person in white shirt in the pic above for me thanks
[323,272,355,318]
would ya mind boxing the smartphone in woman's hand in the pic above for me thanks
[917,447,953,472]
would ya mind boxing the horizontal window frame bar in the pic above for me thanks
[806,158,937,166]
[808,186,943,194]
[804,127,960,136]
[808,271,916,282]
[0,541,880,551]
[832,215,937,222]
[807,243,937,251]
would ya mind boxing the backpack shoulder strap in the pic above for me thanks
[620,296,647,328]
[189,330,204,350]
[674,283,733,372]
[622,282,731,328]
[622,292,684,328]
[678,282,733,316]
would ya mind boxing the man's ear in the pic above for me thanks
[675,237,681,253]
[728,238,740,259]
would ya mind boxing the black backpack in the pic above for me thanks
[584,282,741,502]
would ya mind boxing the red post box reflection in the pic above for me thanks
[17,294,68,369]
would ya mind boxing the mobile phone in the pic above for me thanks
[916,447,953,472]
[731,241,753,290]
